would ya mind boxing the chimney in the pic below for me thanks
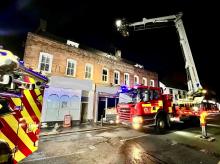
[40,19,47,32]
[36,19,47,33]
[115,50,121,58]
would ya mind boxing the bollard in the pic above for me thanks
[101,115,103,127]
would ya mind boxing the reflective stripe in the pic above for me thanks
[151,106,160,113]
[168,107,173,113]
[200,111,208,124]
[0,133,26,162]
[11,98,34,125]
[142,104,151,107]
[3,115,37,153]
[23,90,41,121]
[158,100,163,106]
[0,154,9,163]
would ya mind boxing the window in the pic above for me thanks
[38,52,53,73]
[102,68,108,82]
[124,73,130,86]
[142,77,147,86]
[60,95,70,109]
[169,89,173,94]
[178,90,182,99]
[183,91,186,98]
[114,71,120,85]
[150,80,155,87]
[85,64,93,79]
[66,59,76,76]
[134,75,139,85]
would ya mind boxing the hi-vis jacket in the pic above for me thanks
[200,110,208,126]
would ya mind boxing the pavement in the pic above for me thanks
[39,122,118,137]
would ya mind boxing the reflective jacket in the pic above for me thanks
[200,110,208,126]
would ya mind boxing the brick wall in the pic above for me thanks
[24,33,158,87]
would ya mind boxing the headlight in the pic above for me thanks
[133,116,143,124]
[192,106,199,111]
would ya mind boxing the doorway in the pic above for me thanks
[81,103,88,123]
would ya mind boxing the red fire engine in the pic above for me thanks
[116,85,200,132]
[0,49,48,163]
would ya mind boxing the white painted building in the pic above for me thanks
[42,76,94,124]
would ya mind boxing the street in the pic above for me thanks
[21,113,220,164]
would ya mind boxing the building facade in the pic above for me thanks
[23,33,158,124]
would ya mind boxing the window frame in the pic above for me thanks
[142,77,147,86]
[102,68,109,82]
[150,79,155,87]
[38,52,53,73]
[85,63,93,79]
[124,73,130,86]
[114,70,120,85]
[66,59,77,77]
[134,75,139,85]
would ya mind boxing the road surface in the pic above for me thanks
[21,113,220,164]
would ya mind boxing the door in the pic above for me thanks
[81,103,88,123]
[98,97,106,121]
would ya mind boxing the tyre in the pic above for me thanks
[155,116,167,133]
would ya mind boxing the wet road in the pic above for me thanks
[21,113,220,164]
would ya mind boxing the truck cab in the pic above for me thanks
[116,85,173,131]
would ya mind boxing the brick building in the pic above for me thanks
[23,32,158,124]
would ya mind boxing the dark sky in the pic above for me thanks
[0,0,219,98]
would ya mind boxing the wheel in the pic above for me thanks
[155,116,166,133]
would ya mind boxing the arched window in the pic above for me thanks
[60,95,70,109]
[47,94,59,109]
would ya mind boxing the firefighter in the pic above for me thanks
[0,139,14,164]
[200,109,208,139]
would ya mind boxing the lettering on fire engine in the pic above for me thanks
[144,108,150,113]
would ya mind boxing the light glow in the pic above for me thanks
[202,89,207,94]
[115,20,122,27]
[192,106,199,111]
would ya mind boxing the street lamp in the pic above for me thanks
[115,19,129,37]
[115,20,122,28]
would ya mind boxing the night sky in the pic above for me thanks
[0,0,219,99]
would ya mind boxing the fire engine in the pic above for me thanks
[115,13,219,131]
[116,85,201,132]
[0,49,48,163]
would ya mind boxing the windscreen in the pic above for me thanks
[119,88,160,104]
[119,89,138,103]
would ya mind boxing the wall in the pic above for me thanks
[24,33,158,87]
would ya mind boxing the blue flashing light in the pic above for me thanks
[0,51,7,56]
[118,85,131,93]
[19,61,24,65]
